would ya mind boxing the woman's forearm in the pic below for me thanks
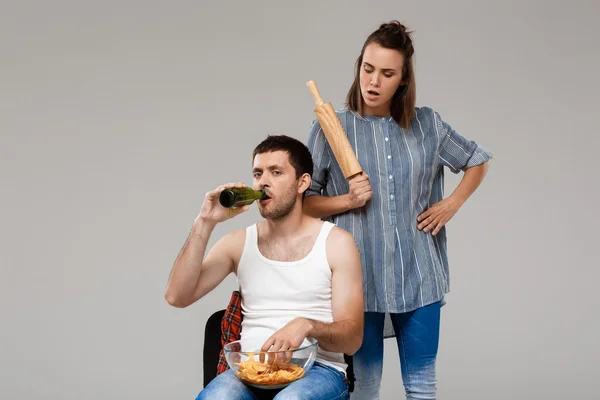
[449,162,490,206]
[303,195,353,219]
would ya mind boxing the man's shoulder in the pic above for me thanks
[222,226,251,272]
[324,224,359,273]
[325,224,357,252]
[224,225,250,238]
[302,219,353,249]
[220,226,248,249]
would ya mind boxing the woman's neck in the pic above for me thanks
[362,102,391,117]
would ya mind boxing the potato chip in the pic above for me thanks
[235,353,305,386]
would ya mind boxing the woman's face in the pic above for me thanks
[359,42,405,117]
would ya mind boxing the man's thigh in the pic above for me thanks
[273,363,349,400]
[195,369,255,400]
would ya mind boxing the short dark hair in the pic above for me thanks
[346,20,416,129]
[252,135,314,179]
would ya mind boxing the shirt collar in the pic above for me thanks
[347,108,394,123]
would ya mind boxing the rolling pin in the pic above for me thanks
[306,80,363,180]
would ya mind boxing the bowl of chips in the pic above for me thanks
[223,336,319,389]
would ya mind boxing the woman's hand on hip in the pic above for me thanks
[417,196,461,236]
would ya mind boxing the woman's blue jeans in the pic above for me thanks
[350,301,441,400]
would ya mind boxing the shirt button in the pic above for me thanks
[387,155,391,159]
[385,137,389,141]
[389,175,393,180]
[390,194,394,199]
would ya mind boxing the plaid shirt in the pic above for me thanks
[216,290,242,374]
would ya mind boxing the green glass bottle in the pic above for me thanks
[219,187,267,208]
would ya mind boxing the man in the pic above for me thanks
[164,135,364,399]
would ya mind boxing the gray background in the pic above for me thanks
[1,1,599,399]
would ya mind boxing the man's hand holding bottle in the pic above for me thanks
[197,182,251,225]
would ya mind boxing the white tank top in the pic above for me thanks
[236,221,347,374]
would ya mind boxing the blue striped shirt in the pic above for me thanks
[305,107,493,333]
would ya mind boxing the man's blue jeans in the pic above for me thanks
[351,301,441,400]
[196,362,349,400]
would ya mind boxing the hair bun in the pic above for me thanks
[381,20,408,34]
[367,20,415,59]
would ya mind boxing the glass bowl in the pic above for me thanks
[223,336,318,389]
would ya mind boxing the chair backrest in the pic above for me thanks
[202,309,225,387]
[203,309,355,392]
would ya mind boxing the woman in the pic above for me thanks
[304,20,492,399]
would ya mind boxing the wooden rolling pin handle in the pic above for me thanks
[306,80,325,106]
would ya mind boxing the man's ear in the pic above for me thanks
[297,173,311,194]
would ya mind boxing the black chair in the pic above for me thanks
[202,309,226,388]
[203,309,355,393]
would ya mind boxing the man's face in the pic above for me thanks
[252,150,299,220]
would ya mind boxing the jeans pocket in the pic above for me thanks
[315,362,347,378]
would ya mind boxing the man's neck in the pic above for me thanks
[262,207,309,239]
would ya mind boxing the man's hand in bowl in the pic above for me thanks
[261,318,313,364]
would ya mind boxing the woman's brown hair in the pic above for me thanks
[346,20,416,129]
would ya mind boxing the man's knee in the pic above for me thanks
[275,391,348,400]
[274,366,349,400]
[274,392,303,400]
[196,384,250,400]
[196,370,252,400]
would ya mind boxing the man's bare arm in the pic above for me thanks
[164,182,248,308]
[304,227,364,354]
[164,221,243,308]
